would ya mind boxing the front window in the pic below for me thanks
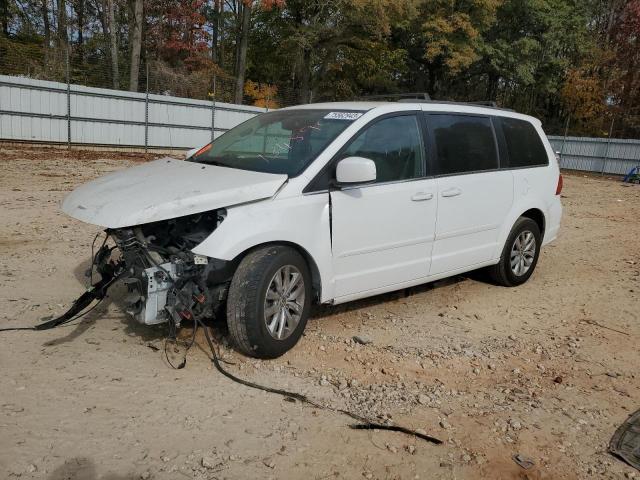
[190,109,363,176]
[338,114,425,183]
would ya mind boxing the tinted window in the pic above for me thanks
[430,114,498,175]
[339,115,424,183]
[500,117,548,167]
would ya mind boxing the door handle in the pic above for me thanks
[411,192,433,201]
[441,187,462,198]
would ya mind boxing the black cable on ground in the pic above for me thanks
[0,326,39,332]
[2,298,442,445]
[1,231,441,445]
[193,316,443,446]
[0,297,105,332]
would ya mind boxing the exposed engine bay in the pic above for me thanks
[93,209,229,327]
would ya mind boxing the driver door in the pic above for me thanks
[330,113,438,299]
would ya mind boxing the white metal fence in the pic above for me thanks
[0,74,265,150]
[2,74,640,176]
[548,135,640,176]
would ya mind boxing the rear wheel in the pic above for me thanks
[226,245,311,358]
[488,217,541,287]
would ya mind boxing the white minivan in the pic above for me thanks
[62,101,563,358]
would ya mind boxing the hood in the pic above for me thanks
[61,157,288,228]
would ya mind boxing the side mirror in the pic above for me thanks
[335,157,376,186]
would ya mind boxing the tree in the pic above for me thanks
[561,66,608,135]
[244,79,278,107]
[609,1,640,116]
[207,0,222,63]
[41,0,50,47]
[57,0,68,47]
[106,0,119,87]
[245,0,413,103]
[0,0,638,137]
[233,0,251,103]
[146,0,211,69]
[1,0,9,36]
[128,0,142,91]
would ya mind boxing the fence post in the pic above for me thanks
[65,48,71,149]
[601,117,615,175]
[144,62,149,153]
[559,114,570,165]
[211,75,217,143]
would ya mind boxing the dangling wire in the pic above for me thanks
[164,311,198,370]
[190,313,442,445]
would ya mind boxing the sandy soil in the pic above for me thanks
[0,144,638,480]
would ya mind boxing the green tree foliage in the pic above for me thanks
[0,0,638,136]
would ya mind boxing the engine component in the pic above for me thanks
[101,209,228,326]
[124,262,178,325]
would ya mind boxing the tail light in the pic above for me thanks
[555,174,563,195]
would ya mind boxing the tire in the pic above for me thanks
[226,245,311,358]
[487,217,541,287]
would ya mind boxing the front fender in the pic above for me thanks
[192,194,335,302]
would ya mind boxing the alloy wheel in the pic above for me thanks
[510,230,536,276]
[263,265,305,340]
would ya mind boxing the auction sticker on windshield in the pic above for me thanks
[324,112,363,120]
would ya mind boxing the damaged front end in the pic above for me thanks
[93,209,229,327]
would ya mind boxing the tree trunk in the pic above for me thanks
[75,0,85,60]
[297,47,311,103]
[42,0,51,47]
[486,71,498,101]
[233,1,251,104]
[233,1,242,78]
[57,0,68,46]
[97,0,108,59]
[107,0,119,88]
[211,0,221,63]
[128,0,143,92]
[0,0,9,36]
[219,1,225,70]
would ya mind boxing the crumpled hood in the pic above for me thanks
[61,157,287,228]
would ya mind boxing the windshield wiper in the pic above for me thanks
[194,153,239,167]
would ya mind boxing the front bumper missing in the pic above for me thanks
[123,262,178,325]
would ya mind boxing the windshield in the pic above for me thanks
[189,109,363,176]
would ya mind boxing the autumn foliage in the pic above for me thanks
[0,0,639,136]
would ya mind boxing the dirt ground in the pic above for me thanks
[1,144,638,480]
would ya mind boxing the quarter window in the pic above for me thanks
[339,114,425,183]
[500,117,548,167]
[429,114,498,175]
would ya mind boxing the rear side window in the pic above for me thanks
[500,117,548,167]
[429,114,498,175]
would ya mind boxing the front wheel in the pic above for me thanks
[226,245,311,358]
[487,217,541,287]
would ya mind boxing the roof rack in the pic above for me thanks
[465,101,498,107]
[354,94,513,111]
[396,98,513,111]
[358,92,431,101]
